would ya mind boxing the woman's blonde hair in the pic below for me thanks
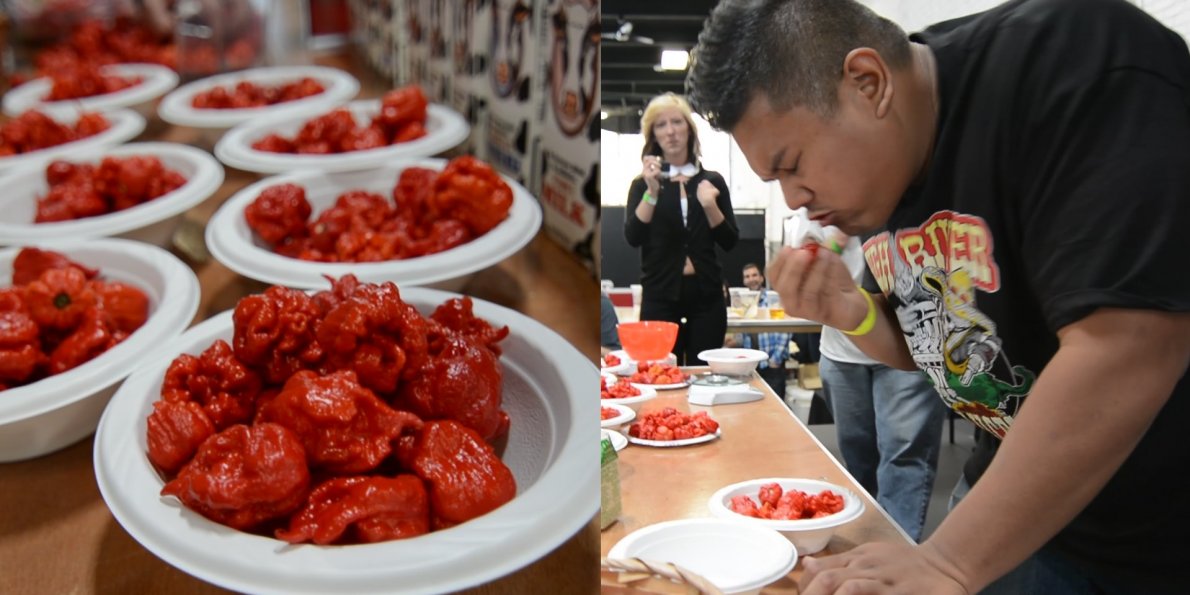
[640,93,701,161]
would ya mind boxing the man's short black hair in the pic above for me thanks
[742,262,763,274]
[686,0,910,130]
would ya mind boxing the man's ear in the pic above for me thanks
[842,47,894,118]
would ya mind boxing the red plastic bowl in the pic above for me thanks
[617,321,678,362]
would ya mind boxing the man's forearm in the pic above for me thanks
[924,308,1190,592]
[846,294,916,370]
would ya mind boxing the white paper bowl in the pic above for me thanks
[601,402,636,431]
[609,518,797,595]
[698,348,769,376]
[93,285,597,595]
[0,109,145,177]
[0,142,224,247]
[0,238,199,462]
[606,349,678,374]
[708,478,866,555]
[601,381,657,414]
[3,63,179,120]
[158,66,361,144]
[205,158,542,291]
[214,99,469,174]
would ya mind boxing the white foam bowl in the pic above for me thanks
[158,66,360,145]
[0,238,199,462]
[214,99,469,174]
[609,518,797,595]
[0,109,145,177]
[698,348,769,376]
[708,478,866,555]
[4,63,179,120]
[601,402,636,432]
[601,381,657,414]
[94,284,597,595]
[205,158,542,291]
[606,349,678,374]
[0,142,224,247]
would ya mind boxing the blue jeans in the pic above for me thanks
[950,474,1128,594]
[820,358,944,542]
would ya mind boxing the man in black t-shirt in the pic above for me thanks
[688,0,1190,593]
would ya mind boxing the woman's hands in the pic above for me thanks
[641,155,663,197]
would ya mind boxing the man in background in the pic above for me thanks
[725,263,791,398]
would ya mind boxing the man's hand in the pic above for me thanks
[724,335,739,348]
[765,246,866,330]
[799,542,970,595]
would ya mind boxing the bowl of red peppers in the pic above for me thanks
[3,63,179,120]
[0,108,145,176]
[204,156,542,291]
[157,65,361,145]
[0,240,199,461]
[0,142,224,247]
[93,277,596,594]
[708,478,866,555]
[213,87,470,175]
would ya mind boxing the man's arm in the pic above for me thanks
[801,307,1190,594]
[927,308,1190,590]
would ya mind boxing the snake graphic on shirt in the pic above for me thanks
[863,210,1035,439]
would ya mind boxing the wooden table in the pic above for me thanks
[0,51,599,595]
[601,372,910,593]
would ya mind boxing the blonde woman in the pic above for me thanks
[624,93,739,365]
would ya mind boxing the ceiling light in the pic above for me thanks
[659,49,689,71]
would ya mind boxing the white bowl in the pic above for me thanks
[0,109,145,177]
[93,285,597,595]
[608,518,797,595]
[205,158,542,291]
[158,66,360,145]
[4,63,179,120]
[0,238,199,461]
[0,142,224,247]
[214,99,469,174]
[601,381,657,413]
[698,348,769,376]
[601,402,636,431]
[708,478,866,555]
[601,428,628,452]
[606,349,678,374]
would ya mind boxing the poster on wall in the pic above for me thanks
[403,0,451,102]
[447,0,491,154]
[482,0,540,187]
[537,0,600,269]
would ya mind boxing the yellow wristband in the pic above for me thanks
[843,287,878,336]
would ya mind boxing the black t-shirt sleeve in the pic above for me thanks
[1017,67,1190,332]
[624,177,649,247]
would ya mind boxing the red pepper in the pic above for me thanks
[47,308,113,374]
[232,286,325,385]
[12,247,99,286]
[429,156,514,236]
[24,267,97,332]
[91,280,149,335]
[276,475,429,545]
[146,400,216,474]
[398,419,516,529]
[0,310,44,383]
[161,423,311,530]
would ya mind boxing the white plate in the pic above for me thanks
[214,100,469,174]
[608,518,797,595]
[0,109,145,176]
[205,158,542,291]
[601,429,628,452]
[0,238,199,461]
[0,142,224,247]
[158,66,360,129]
[630,379,690,391]
[600,356,632,376]
[3,63,178,118]
[607,349,678,375]
[93,285,597,595]
[600,403,636,430]
[601,382,658,402]
[626,429,721,448]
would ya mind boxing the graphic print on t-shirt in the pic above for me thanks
[863,211,1036,438]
